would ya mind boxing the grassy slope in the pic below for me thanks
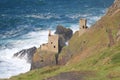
[6,7,120,80]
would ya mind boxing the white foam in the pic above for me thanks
[69,24,79,33]
[0,29,56,79]
[25,13,60,19]
[0,48,30,78]
[66,13,92,19]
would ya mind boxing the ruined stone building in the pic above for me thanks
[40,18,88,52]
[40,30,59,53]
[79,18,88,36]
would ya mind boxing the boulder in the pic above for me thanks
[13,47,37,63]
[55,25,73,42]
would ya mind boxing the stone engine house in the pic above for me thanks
[79,18,88,36]
[79,18,88,29]
[40,18,88,53]
[40,30,59,53]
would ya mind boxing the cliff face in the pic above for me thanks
[31,49,57,70]
[31,26,73,70]
[59,0,120,65]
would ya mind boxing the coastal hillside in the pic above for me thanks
[59,0,120,65]
[6,0,120,80]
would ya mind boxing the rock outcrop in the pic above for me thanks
[58,35,66,52]
[55,25,73,42]
[31,26,73,70]
[13,47,37,63]
[31,49,57,70]
[55,25,73,52]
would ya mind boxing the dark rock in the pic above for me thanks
[58,35,66,52]
[55,25,73,42]
[13,47,37,63]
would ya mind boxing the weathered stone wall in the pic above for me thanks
[40,44,48,51]
[79,19,88,36]
[31,50,56,70]
[79,19,87,29]
[48,35,59,53]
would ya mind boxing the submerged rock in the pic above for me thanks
[13,47,37,63]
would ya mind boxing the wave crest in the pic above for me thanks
[25,13,60,19]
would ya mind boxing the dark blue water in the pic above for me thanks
[0,0,114,78]
[0,0,114,39]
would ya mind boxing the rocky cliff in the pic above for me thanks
[27,0,120,70]
[30,26,73,70]
[13,47,37,63]
[58,0,120,65]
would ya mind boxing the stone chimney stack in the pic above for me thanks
[79,18,88,36]
[49,30,51,36]
[79,18,87,29]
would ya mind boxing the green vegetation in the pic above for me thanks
[8,43,120,80]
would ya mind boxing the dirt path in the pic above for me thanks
[44,71,96,80]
